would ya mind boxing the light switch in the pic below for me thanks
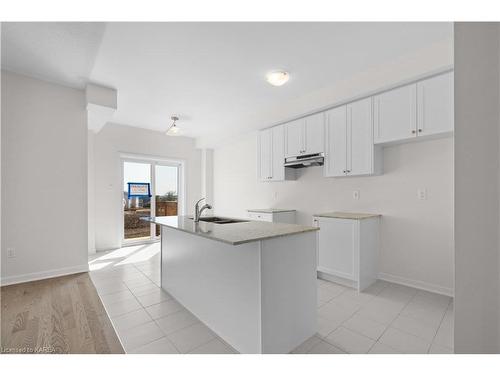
[353,190,360,200]
[417,188,427,200]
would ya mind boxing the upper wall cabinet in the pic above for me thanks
[374,71,453,145]
[258,70,452,182]
[259,128,272,181]
[258,125,295,182]
[304,113,325,155]
[324,98,382,177]
[284,119,303,157]
[416,72,454,137]
[285,113,325,157]
[324,105,347,177]
[373,84,417,144]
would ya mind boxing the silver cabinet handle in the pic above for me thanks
[412,130,416,134]
[418,129,423,133]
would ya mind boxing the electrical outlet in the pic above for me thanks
[7,247,16,258]
[353,190,360,200]
[417,188,427,200]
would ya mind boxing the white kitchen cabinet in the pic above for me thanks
[284,119,304,157]
[374,71,453,145]
[324,105,347,177]
[374,84,417,144]
[247,209,296,224]
[304,112,325,154]
[324,98,382,177]
[285,113,325,157]
[313,214,380,292]
[259,128,272,181]
[258,125,295,182]
[417,71,454,137]
[271,125,286,181]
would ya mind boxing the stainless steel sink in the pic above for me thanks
[189,216,249,224]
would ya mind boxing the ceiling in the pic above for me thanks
[1,22,453,146]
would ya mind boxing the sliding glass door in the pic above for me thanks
[123,161,152,241]
[154,164,179,236]
[122,157,182,244]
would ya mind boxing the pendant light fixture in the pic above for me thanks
[166,115,180,136]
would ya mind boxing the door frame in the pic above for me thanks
[120,152,186,246]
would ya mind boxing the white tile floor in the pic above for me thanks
[89,243,454,354]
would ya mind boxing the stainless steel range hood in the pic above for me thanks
[284,153,324,169]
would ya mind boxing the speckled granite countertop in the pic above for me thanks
[247,209,296,213]
[313,212,381,220]
[142,215,318,245]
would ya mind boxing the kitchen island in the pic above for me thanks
[143,215,318,354]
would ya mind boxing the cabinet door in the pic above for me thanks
[347,98,373,176]
[285,119,304,157]
[271,125,285,181]
[417,72,453,137]
[258,129,272,181]
[324,106,347,177]
[304,112,325,154]
[317,218,355,280]
[374,84,417,144]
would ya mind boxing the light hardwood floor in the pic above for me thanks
[1,272,124,354]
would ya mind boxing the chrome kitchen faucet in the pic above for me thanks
[194,198,212,222]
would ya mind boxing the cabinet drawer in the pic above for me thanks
[248,212,273,222]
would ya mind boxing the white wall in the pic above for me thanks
[1,71,88,285]
[91,123,202,251]
[88,130,96,254]
[454,22,500,354]
[213,134,454,295]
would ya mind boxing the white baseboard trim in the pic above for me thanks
[317,271,356,289]
[378,272,454,297]
[1,264,89,286]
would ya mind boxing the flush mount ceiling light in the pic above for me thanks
[266,70,290,87]
[166,115,180,136]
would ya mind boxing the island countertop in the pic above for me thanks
[142,215,318,245]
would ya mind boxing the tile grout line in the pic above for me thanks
[372,289,417,352]
[344,281,392,353]
[128,255,228,353]
[426,298,453,353]
[307,337,346,354]
[128,258,218,354]
[371,288,439,353]
[127,261,184,353]
[320,281,390,353]
[92,254,175,354]
[328,283,416,353]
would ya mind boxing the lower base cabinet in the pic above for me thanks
[313,215,380,292]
